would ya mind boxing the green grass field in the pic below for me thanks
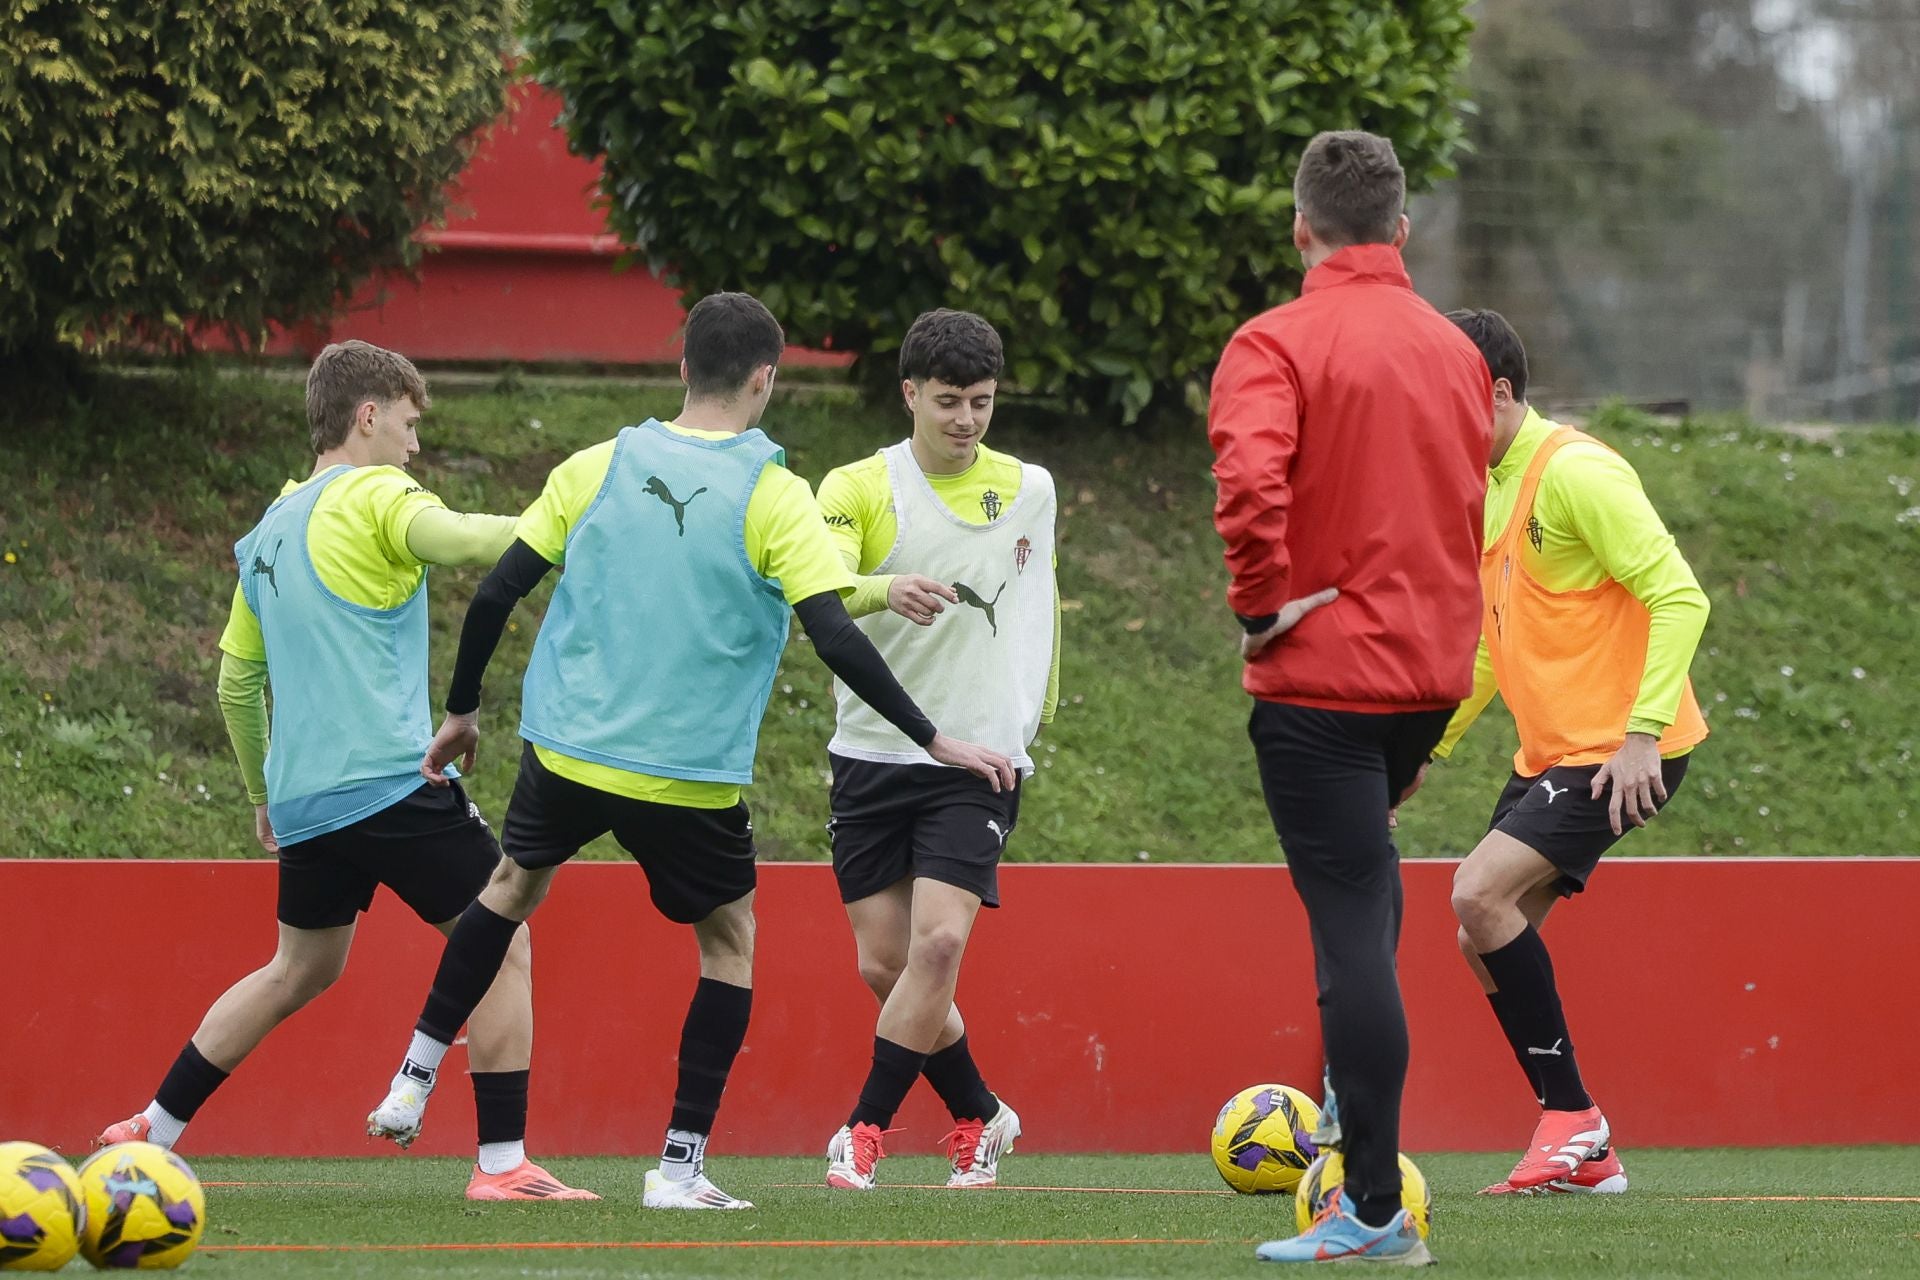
[4,365,1919,859]
[170,1150,1920,1277]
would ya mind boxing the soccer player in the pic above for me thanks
[1207,131,1491,1265]
[367,292,1014,1211]
[813,309,1059,1190]
[95,341,594,1201]
[1412,309,1709,1195]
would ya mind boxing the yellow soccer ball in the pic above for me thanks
[0,1141,86,1272]
[1294,1149,1432,1239]
[1210,1084,1322,1194]
[75,1143,205,1270]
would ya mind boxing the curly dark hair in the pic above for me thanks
[898,309,1004,387]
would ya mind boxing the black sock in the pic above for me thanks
[471,1070,529,1146]
[417,901,521,1044]
[922,1035,996,1122]
[1477,925,1593,1112]
[155,1042,230,1122]
[1486,988,1545,1104]
[849,1037,927,1130]
[668,978,753,1135]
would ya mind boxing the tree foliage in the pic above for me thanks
[527,0,1471,420]
[0,0,518,357]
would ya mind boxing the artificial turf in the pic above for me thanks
[170,1148,1920,1277]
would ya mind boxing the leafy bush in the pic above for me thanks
[527,0,1471,419]
[0,0,518,358]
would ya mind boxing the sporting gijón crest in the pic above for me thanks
[1014,535,1032,574]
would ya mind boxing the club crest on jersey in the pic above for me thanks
[980,489,1002,520]
[1014,535,1032,574]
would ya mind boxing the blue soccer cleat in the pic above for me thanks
[1255,1189,1433,1266]
[1311,1069,1342,1150]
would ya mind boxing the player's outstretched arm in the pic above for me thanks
[404,507,520,567]
[793,590,1015,791]
[423,539,556,784]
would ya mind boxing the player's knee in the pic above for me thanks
[909,926,968,981]
[857,953,905,998]
[274,952,345,1007]
[698,901,756,965]
[487,860,550,918]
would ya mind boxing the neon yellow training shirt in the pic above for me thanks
[1434,408,1710,760]
[816,440,1060,723]
[516,421,854,808]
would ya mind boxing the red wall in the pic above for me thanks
[244,81,850,368]
[4,859,1913,1158]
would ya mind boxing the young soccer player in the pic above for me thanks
[95,341,594,1202]
[813,310,1059,1190]
[367,293,1014,1211]
[1208,132,1491,1265]
[1407,309,1709,1195]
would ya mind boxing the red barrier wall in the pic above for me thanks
[3,859,1914,1157]
[238,81,851,368]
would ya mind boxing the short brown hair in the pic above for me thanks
[1293,131,1406,248]
[683,292,785,398]
[305,340,430,453]
[898,309,1004,387]
[1446,308,1529,401]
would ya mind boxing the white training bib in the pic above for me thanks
[829,441,1057,772]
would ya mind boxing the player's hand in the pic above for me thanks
[889,574,958,626]
[1240,588,1340,661]
[1590,732,1666,836]
[422,711,479,786]
[253,804,279,855]
[927,733,1017,793]
[1388,761,1430,831]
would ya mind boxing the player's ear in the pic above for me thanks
[901,378,917,415]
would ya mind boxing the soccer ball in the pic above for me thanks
[1294,1149,1432,1239]
[1210,1084,1321,1194]
[0,1141,86,1272]
[75,1143,205,1270]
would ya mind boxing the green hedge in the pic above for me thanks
[0,0,517,357]
[526,0,1471,420]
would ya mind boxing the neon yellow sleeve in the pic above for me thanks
[1042,568,1061,724]
[516,441,617,565]
[217,650,271,805]
[1432,635,1497,759]
[404,507,520,566]
[747,467,857,605]
[1547,450,1711,735]
[217,581,266,662]
[816,456,896,616]
[350,467,450,567]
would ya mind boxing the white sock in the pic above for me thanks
[393,1031,449,1093]
[476,1140,525,1175]
[139,1102,187,1149]
[660,1129,707,1181]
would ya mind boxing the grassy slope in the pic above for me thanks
[2,368,1917,859]
[156,1151,1920,1279]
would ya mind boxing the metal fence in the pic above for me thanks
[1405,0,1920,424]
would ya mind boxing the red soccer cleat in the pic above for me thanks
[93,1115,151,1149]
[1546,1144,1629,1194]
[465,1159,600,1201]
[1504,1106,1611,1190]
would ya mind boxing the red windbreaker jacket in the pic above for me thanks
[1208,244,1492,711]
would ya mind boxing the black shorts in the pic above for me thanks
[276,781,501,930]
[827,754,1020,908]
[1488,753,1692,895]
[500,743,756,924]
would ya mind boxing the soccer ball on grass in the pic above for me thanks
[1210,1084,1321,1194]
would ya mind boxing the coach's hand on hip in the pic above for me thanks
[1589,731,1667,836]
[889,574,959,626]
[1239,588,1340,662]
[928,733,1018,793]
[422,711,479,785]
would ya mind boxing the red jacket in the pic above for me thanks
[1208,244,1491,711]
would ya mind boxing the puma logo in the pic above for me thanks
[1527,1038,1566,1057]
[952,580,1006,636]
[644,476,708,536]
[1538,780,1568,805]
[250,538,283,597]
[986,819,1009,846]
